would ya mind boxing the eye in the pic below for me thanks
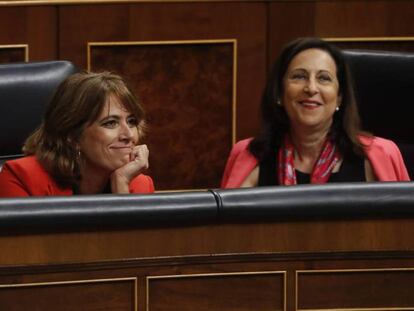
[127,116,138,127]
[318,74,333,83]
[101,119,118,128]
[290,73,307,80]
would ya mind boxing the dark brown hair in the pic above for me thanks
[249,37,368,160]
[24,71,146,187]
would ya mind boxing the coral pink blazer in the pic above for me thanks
[221,136,410,188]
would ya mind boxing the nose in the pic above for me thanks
[119,122,134,141]
[304,77,318,95]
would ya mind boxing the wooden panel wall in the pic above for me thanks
[58,2,267,142]
[0,278,137,311]
[88,41,235,189]
[57,2,266,190]
[268,0,414,61]
[297,269,414,310]
[0,6,57,60]
[1,0,414,189]
[2,216,414,310]
[147,272,285,310]
[0,45,27,63]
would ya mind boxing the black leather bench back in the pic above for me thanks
[344,50,414,179]
[0,61,77,163]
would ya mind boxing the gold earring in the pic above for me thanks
[75,146,81,161]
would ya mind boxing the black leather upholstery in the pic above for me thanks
[344,50,414,179]
[0,191,218,230]
[215,182,414,220]
[0,183,413,231]
[0,61,77,163]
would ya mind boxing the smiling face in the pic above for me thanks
[78,94,139,176]
[282,48,340,133]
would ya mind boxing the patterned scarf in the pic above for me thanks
[278,134,341,185]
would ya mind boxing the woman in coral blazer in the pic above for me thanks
[222,37,409,188]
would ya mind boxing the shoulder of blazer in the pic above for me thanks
[2,156,72,195]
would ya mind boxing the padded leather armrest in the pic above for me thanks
[1,183,414,232]
[213,182,414,220]
[0,191,218,230]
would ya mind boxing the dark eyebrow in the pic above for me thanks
[98,115,120,123]
[290,68,307,73]
[318,70,335,75]
[100,113,136,122]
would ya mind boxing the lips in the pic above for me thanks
[298,99,322,109]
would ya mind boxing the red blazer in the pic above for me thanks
[221,136,410,188]
[0,156,154,197]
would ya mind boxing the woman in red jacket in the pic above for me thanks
[222,37,409,188]
[0,72,154,196]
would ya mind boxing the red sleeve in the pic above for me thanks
[361,136,410,181]
[221,143,240,188]
[221,138,255,188]
[146,176,155,192]
[0,163,31,197]
[129,174,155,193]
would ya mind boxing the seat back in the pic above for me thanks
[344,50,414,179]
[0,61,77,164]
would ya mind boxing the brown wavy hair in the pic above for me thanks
[24,71,146,188]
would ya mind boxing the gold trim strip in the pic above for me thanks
[296,268,414,311]
[298,308,414,311]
[146,270,286,311]
[0,276,137,288]
[0,44,27,49]
[0,44,29,62]
[1,0,263,6]
[134,277,138,311]
[297,267,414,274]
[147,270,285,280]
[232,39,237,144]
[88,39,237,191]
[284,269,287,311]
[89,39,238,47]
[146,275,150,311]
